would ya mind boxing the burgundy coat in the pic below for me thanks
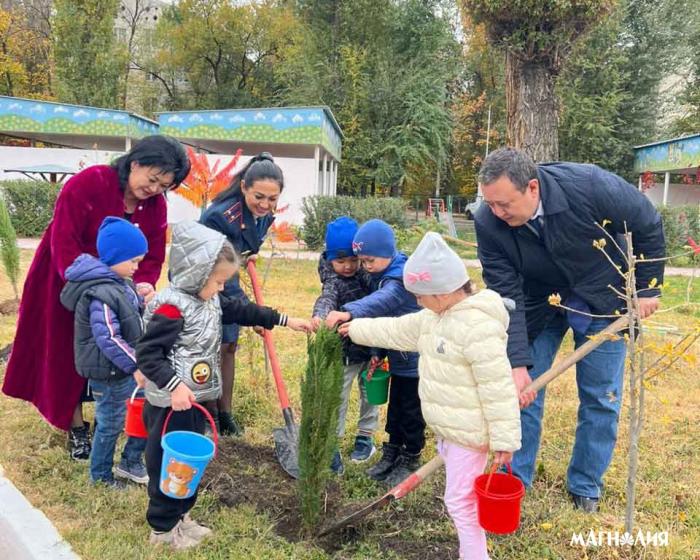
[2,165,167,431]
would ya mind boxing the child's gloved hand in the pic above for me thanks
[311,316,322,332]
[326,311,350,329]
[133,369,146,389]
[171,383,196,411]
[287,317,313,333]
[492,451,513,466]
[337,321,351,337]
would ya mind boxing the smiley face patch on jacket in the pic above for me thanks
[191,361,212,384]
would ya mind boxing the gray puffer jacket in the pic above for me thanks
[142,221,226,407]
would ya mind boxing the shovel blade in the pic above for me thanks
[273,424,300,479]
[318,494,393,536]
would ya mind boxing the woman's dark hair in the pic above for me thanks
[212,152,284,204]
[215,240,241,268]
[111,135,191,191]
[462,280,474,295]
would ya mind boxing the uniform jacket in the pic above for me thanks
[199,190,274,301]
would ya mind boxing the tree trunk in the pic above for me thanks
[505,53,559,162]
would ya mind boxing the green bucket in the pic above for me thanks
[362,369,391,405]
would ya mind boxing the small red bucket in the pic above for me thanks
[125,387,148,438]
[474,464,525,534]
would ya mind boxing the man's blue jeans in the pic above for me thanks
[511,314,626,498]
[89,376,146,483]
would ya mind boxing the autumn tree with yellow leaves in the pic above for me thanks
[548,221,699,532]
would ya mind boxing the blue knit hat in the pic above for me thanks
[352,219,396,258]
[324,217,359,261]
[97,217,148,266]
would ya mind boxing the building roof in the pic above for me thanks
[157,106,343,161]
[633,132,700,174]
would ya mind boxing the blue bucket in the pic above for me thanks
[159,403,218,500]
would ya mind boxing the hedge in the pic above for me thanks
[0,180,61,237]
[658,204,700,262]
[301,195,408,250]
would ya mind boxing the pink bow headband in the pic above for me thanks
[405,271,432,284]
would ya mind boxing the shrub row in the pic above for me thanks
[301,195,407,250]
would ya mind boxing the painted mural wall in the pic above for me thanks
[0,96,158,138]
[158,107,342,161]
[634,134,700,173]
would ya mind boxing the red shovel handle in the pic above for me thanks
[246,260,291,410]
[161,402,219,457]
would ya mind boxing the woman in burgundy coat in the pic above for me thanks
[2,135,190,459]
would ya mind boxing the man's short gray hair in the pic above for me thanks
[478,147,538,193]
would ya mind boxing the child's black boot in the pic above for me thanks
[383,450,421,487]
[366,443,400,481]
[68,421,91,461]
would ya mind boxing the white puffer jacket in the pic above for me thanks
[348,289,521,452]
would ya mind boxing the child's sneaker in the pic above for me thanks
[350,435,376,463]
[115,459,149,485]
[67,422,91,461]
[330,450,344,475]
[180,514,213,541]
[149,521,199,550]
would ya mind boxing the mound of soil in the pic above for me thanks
[203,439,458,559]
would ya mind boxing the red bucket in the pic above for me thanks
[125,387,148,438]
[474,464,525,534]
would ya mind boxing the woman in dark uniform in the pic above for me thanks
[199,153,284,434]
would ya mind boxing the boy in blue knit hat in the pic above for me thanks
[60,217,149,488]
[326,219,425,486]
[312,217,378,471]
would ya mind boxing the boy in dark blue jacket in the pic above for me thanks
[326,219,424,486]
[60,217,149,488]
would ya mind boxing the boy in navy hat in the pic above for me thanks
[326,219,425,486]
[312,217,378,471]
[60,217,149,488]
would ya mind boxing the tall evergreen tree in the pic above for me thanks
[53,0,126,107]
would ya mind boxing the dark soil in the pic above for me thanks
[203,438,459,559]
[0,298,18,315]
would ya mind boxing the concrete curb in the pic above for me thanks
[0,465,79,560]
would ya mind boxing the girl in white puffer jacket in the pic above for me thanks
[339,232,521,560]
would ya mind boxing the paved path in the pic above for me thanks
[0,465,79,560]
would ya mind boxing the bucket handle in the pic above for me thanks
[161,403,219,457]
[485,462,512,494]
[129,386,142,404]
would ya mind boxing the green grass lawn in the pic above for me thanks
[0,252,698,559]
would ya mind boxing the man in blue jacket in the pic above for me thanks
[474,148,665,512]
